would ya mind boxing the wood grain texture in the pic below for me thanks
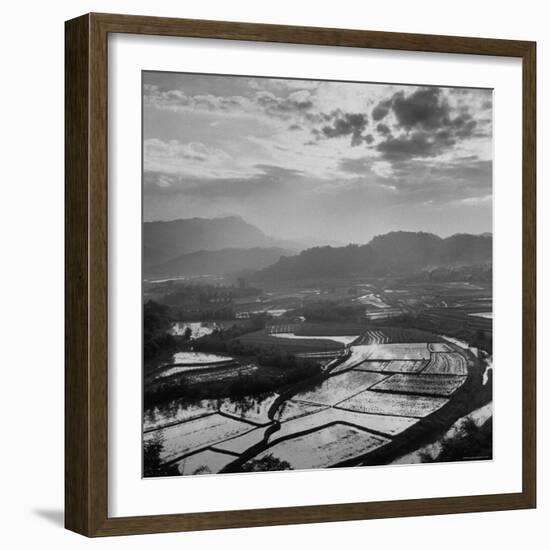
[65,12,537,537]
[65,14,90,535]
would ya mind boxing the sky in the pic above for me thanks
[143,71,492,245]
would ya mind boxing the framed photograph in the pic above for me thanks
[65,13,536,537]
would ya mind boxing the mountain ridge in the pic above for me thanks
[147,246,296,278]
[143,215,301,270]
[254,230,492,281]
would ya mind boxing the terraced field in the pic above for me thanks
[371,373,467,397]
[337,391,449,418]
[423,352,468,376]
[144,337,479,475]
[245,424,390,470]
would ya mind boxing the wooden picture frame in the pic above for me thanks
[65,12,536,537]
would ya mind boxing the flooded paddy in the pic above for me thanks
[337,390,449,418]
[248,424,390,470]
[372,373,467,397]
[170,321,216,339]
[423,353,468,376]
[292,370,387,406]
[270,333,359,346]
[219,393,279,425]
[144,398,219,432]
[468,312,493,319]
[153,352,236,380]
[144,338,487,475]
[144,413,255,462]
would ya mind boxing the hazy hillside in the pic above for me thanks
[143,216,300,269]
[255,231,492,281]
[147,247,296,278]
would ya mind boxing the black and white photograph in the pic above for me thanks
[142,71,493,477]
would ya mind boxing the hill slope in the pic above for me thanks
[143,216,299,269]
[255,231,492,281]
[147,247,296,278]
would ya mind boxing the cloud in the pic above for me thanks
[144,84,316,123]
[144,139,231,163]
[372,99,392,121]
[254,89,314,114]
[373,87,485,161]
[145,86,251,114]
[376,122,392,136]
[314,111,369,146]
[144,138,256,179]
[377,132,449,160]
[338,156,373,175]
[144,163,303,200]
[391,87,451,130]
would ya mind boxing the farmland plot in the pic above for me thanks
[144,398,218,432]
[276,400,329,422]
[337,390,448,418]
[295,323,366,337]
[171,351,232,365]
[371,373,467,397]
[272,407,417,442]
[176,449,236,475]
[213,427,268,455]
[145,413,255,462]
[381,360,428,373]
[270,333,359,345]
[362,343,430,361]
[428,343,454,353]
[330,345,381,373]
[292,370,387,406]
[184,363,258,385]
[361,330,389,345]
[423,353,468,376]
[353,361,389,373]
[219,393,279,425]
[248,424,389,470]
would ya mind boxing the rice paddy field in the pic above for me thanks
[423,352,468,376]
[291,370,387,406]
[144,398,219,432]
[355,359,429,374]
[371,373,467,397]
[361,343,431,361]
[219,393,279,425]
[245,424,390,470]
[144,413,255,462]
[144,333,483,475]
[337,390,449,417]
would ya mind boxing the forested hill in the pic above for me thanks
[254,231,492,281]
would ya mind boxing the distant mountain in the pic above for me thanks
[255,231,492,281]
[147,247,296,278]
[143,216,300,269]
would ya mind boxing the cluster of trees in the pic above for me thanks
[144,358,321,408]
[240,454,291,472]
[143,434,180,477]
[421,417,493,463]
[143,300,177,361]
